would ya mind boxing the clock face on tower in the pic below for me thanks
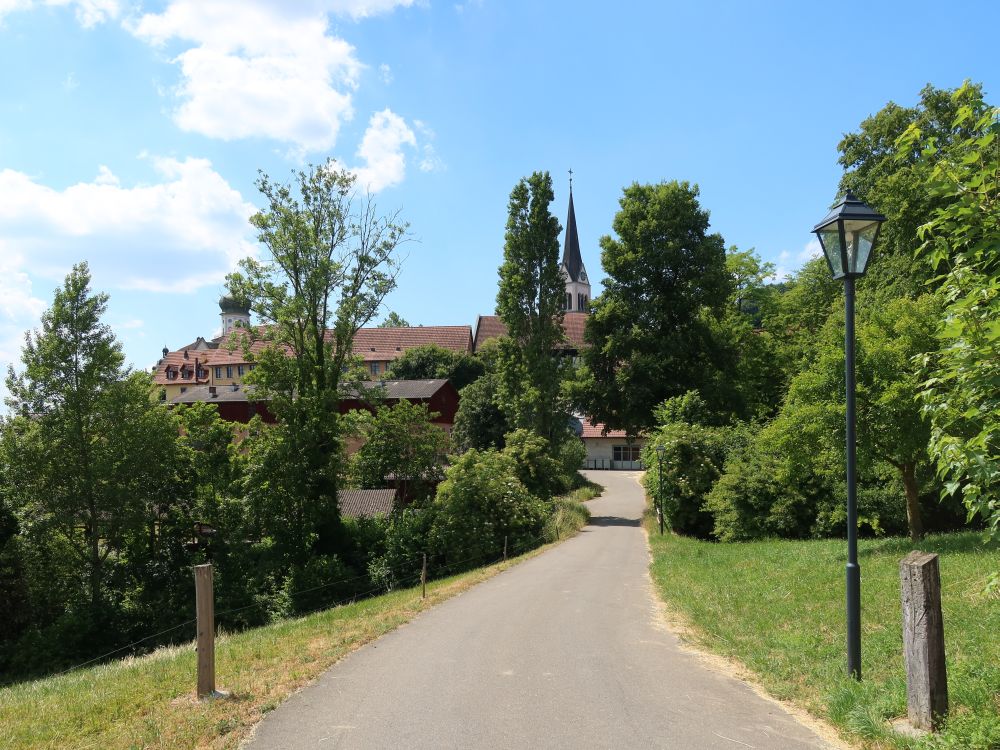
[580,271,587,281]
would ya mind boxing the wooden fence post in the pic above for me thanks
[421,553,427,599]
[503,535,508,562]
[194,563,215,699]
[900,551,948,730]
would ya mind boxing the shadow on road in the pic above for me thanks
[587,515,641,528]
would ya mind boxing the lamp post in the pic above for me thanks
[655,444,666,535]
[812,190,886,681]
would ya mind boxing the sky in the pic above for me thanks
[0,0,997,385]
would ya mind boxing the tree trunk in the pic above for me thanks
[901,463,924,543]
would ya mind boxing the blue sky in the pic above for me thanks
[0,0,997,382]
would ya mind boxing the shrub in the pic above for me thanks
[642,421,733,538]
[429,449,547,570]
[502,428,565,500]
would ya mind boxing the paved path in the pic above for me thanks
[246,471,834,749]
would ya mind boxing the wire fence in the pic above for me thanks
[51,525,565,678]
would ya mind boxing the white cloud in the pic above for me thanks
[378,63,393,84]
[0,0,120,27]
[772,239,823,282]
[350,108,416,192]
[0,250,46,367]
[0,157,258,296]
[128,1,415,154]
[412,119,444,173]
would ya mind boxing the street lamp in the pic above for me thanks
[812,190,886,681]
[655,444,666,535]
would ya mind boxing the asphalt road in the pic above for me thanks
[246,470,834,749]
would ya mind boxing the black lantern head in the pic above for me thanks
[812,191,886,280]
[655,445,665,457]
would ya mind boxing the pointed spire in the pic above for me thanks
[562,178,584,283]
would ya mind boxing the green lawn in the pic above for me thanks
[646,515,999,749]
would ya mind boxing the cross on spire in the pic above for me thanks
[568,168,573,193]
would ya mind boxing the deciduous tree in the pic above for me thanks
[227,161,407,560]
[579,181,732,435]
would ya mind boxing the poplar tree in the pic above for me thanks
[494,171,568,445]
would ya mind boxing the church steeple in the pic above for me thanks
[560,170,591,312]
[562,184,585,283]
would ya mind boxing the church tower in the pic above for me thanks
[219,295,251,335]
[560,174,591,312]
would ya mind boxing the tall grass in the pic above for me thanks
[646,515,998,749]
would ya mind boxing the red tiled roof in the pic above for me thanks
[153,325,472,384]
[473,312,589,352]
[580,420,630,439]
[353,326,473,359]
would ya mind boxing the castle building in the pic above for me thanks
[152,297,473,403]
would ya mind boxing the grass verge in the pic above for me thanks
[645,508,999,749]
[0,494,593,750]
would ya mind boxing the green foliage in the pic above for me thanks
[905,89,1000,538]
[429,449,548,568]
[838,82,991,297]
[494,171,570,444]
[377,311,410,328]
[451,372,510,452]
[226,161,408,560]
[501,428,570,501]
[384,343,484,390]
[579,181,733,435]
[348,401,450,504]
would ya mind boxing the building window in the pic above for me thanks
[370,362,380,376]
[249,364,256,371]
[578,294,588,311]
[238,365,245,377]
[166,367,176,380]
[565,292,572,311]
[179,387,187,394]
[226,366,233,378]
[215,367,222,379]
[613,445,641,462]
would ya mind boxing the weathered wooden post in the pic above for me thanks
[421,553,427,599]
[194,563,215,699]
[900,551,948,730]
[503,535,508,562]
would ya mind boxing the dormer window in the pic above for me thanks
[165,366,177,380]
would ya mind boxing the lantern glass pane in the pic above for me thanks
[816,226,844,277]
[843,219,878,275]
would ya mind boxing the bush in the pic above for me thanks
[502,429,565,500]
[368,507,436,591]
[429,449,548,570]
[642,421,733,538]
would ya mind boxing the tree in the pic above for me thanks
[385,343,485,390]
[905,89,1000,539]
[838,82,991,297]
[378,312,410,328]
[451,373,510,452]
[494,171,569,445]
[227,161,407,562]
[579,181,732,435]
[3,263,178,610]
[348,401,451,504]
